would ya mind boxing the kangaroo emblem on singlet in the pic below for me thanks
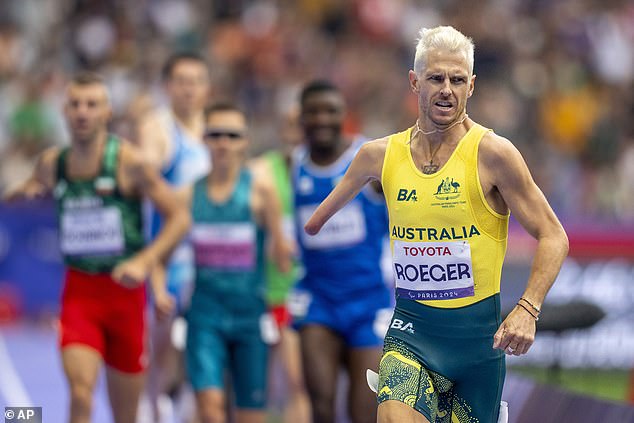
[434,177,461,200]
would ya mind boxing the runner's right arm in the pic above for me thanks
[304,138,387,235]
[3,147,58,202]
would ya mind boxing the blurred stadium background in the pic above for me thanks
[0,0,633,422]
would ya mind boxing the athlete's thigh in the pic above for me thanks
[345,346,382,423]
[62,345,102,392]
[59,281,107,358]
[378,330,455,423]
[278,326,305,389]
[451,355,505,423]
[379,297,505,423]
[186,322,227,391]
[230,327,269,409]
[300,324,345,397]
[106,367,145,423]
[196,387,226,422]
[104,288,147,373]
[346,346,382,390]
[378,400,430,423]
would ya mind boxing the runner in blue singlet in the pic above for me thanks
[291,80,393,423]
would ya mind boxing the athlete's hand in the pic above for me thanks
[3,181,47,203]
[493,306,536,356]
[111,255,152,288]
[154,289,176,321]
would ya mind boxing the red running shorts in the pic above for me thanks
[59,268,147,373]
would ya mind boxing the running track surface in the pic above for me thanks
[0,322,112,422]
[6,321,632,423]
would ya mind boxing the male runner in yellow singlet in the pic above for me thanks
[304,26,569,423]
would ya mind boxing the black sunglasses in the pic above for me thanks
[204,129,245,140]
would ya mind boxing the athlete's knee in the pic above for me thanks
[377,400,429,423]
[349,401,377,423]
[348,388,377,423]
[111,405,139,423]
[350,410,377,423]
[197,396,226,423]
[199,408,226,423]
[68,383,94,416]
[311,396,336,423]
[286,370,308,394]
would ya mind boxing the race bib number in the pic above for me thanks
[192,222,256,270]
[60,206,125,256]
[298,202,366,249]
[392,240,475,300]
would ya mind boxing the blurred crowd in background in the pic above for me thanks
[1,0,633,223]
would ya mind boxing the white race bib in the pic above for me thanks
[392,240,475,300]
[298,202,366,249]
[192,222,256,270]
[60,206,125,256]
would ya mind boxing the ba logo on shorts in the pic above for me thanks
[397,189,418,202]
[390,318,415,334]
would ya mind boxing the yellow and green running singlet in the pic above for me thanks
[378,124,508,422]
[382,123,508,307]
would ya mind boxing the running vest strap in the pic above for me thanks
[55,135,144,273]
[263,151,297,306]
[381,124,509,308]
[188,169,266,324]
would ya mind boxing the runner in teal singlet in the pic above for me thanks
[135,52,211,423]
[184,103,291,423]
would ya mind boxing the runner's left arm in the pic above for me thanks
[149,264,175,320]
[486,134,569,356]
[256,177,292,274]
[112,146,191,287]
[304,138,387,235]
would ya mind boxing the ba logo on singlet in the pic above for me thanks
[397,189,418,202]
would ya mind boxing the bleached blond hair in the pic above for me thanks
[413,26,475,76]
